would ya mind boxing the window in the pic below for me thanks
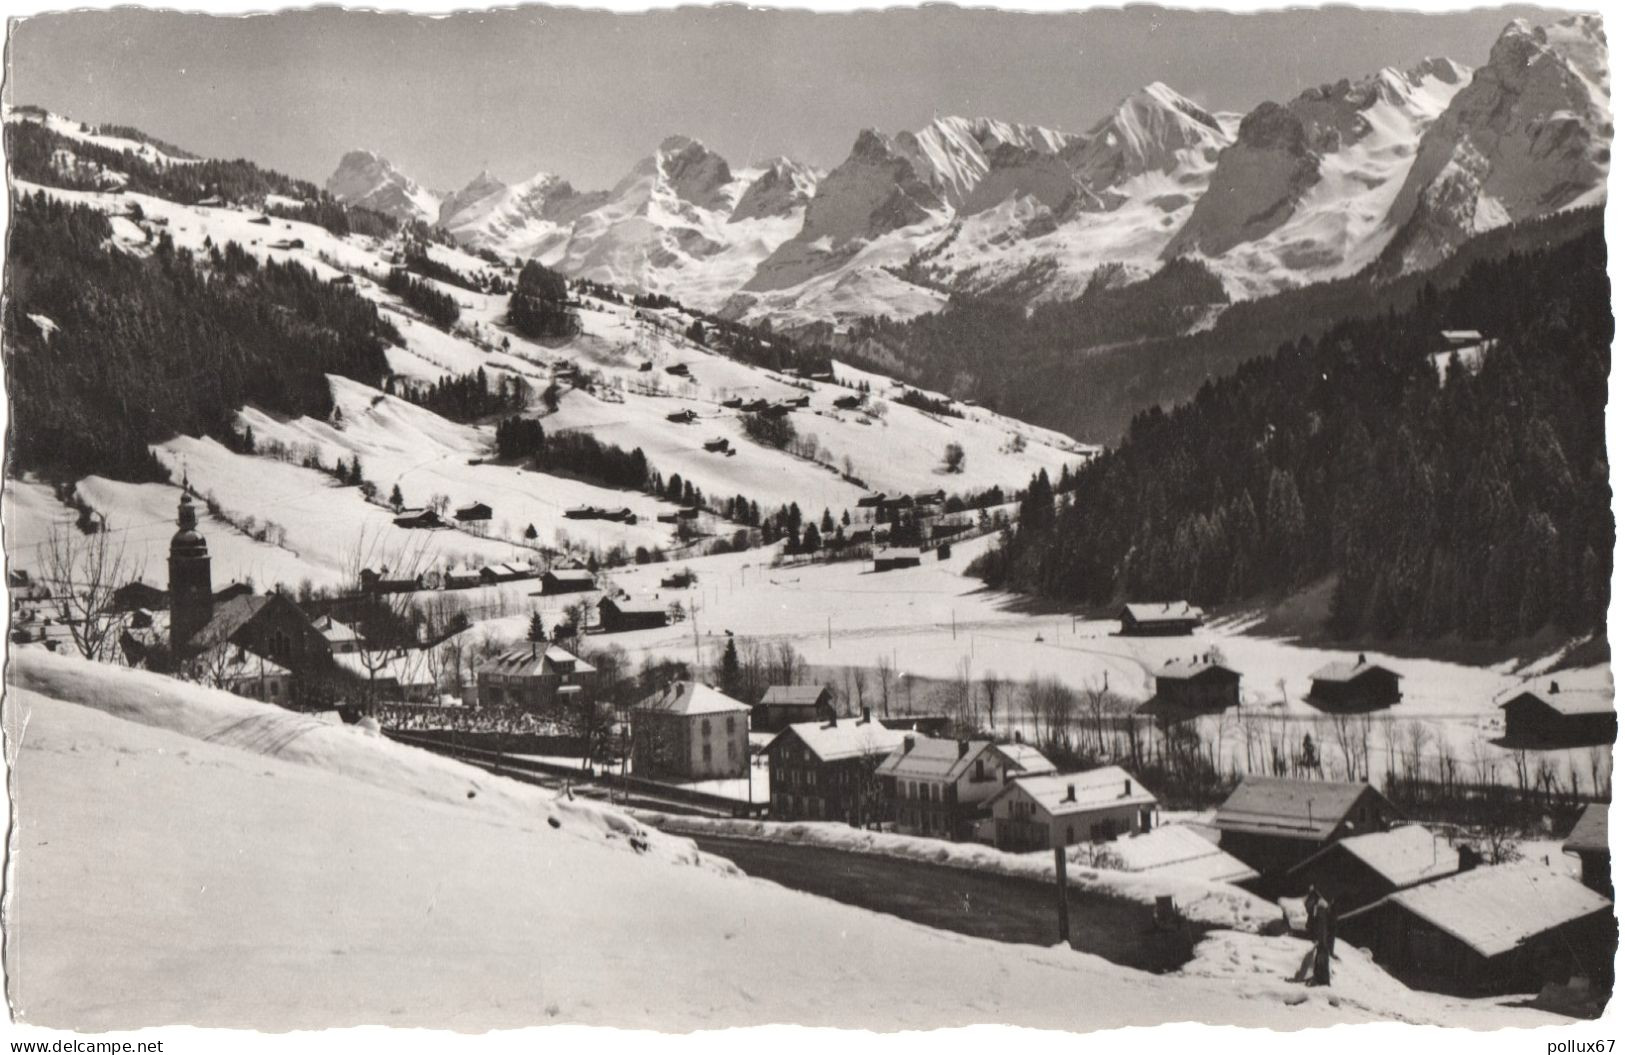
[727,741,737,761]
[974,759,986,781]
[701,718,712,738]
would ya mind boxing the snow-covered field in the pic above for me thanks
[5,650,1563,1030]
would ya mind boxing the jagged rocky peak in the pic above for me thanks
[1072,82,1232,192]
[325,149,440,224]
[1379,14,1610,275]
[730,157,820,222]
[892,115,1080,211]
[656,135,735,210]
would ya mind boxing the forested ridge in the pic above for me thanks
[4,192,399,481]
[973,220,1612,644]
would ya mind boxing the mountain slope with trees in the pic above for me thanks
[973,217,1611,645]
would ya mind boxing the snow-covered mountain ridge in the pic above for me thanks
[324,15,1607,327]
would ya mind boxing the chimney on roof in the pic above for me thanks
[1357,652,1367,665]
[860,706,871,724]
[1123,778,1131,798]
[825,714,839,729]
[1014,729,1023,744]
[958,739,970,758]
[903,735,915,754]
[1065,784,1076,803]
[1550,680,1561,694]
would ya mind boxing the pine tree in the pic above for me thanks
[527,611,546,643]
[389,484,404,511]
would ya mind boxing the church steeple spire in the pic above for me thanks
[169,492,213,652]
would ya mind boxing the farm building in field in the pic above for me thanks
[753,684,837,732]
[475,643,595,711]
[1286,824,1469,910]
[541,568,596,595]
[766,713,907,824]
[361,568,425,594]
[112,580,169,613]
[1499,679,1616,747]
[1118,601,1204,636]
[392,509,445,530]
[631,682,750,781]
[1137,656,1240,718]
[479,562,534,585]
[444,566,481,590]
[873,548,923,572]
[703,437,731,453]
[1213,777,1400,880]
[454,502,492,523]
[1339,862,1616,997]
[1563,802,1611,898]
[1307,655,1402,711]
[986,767,1158,852]
[876,737,1057,841]
[598,595,669,634]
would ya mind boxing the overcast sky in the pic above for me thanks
[6,5,1580,193]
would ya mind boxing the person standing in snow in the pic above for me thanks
[1311,895,1335,986]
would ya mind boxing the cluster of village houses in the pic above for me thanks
[10,493,1614,1003]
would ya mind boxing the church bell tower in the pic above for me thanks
[168,493,213,651]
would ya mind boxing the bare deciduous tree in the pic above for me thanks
[38,522,139,663]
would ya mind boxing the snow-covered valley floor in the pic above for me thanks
[3,651,1565,1031]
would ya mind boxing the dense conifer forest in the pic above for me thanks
[972,220,1612,644]
[4,192,399,481]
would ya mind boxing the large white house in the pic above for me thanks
[986,767,1159,852]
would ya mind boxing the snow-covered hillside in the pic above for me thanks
[4,136,1087,591]
[6,649,1561,1030]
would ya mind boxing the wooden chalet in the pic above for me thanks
[392,508,445,530]
[1499,679,1616,747]
[542,568,596,595]
[443,566,482,590]
[1118,601,1204,636]
[1213,776,1399,880]
[767,713,907,824]
[1287,824,1469,910]
[1563,802,1611,898]
[111,580,168,613]
[753,684,837,732]
[1339,862,1615,996]
[833,395,862,410]
[1137,656,1240,719]
[455,502,493,523]
[1308,655,1402,711]
[476,643,595,711]
[666,409,698,424]
[703,437,731,453]
[987,768,1158,852]
[479,562,534,585]
[873,548,923,572]
[598,595,669,634]
[360,568,425,594]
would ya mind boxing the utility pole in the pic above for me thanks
[827,616,832,649]
[1054,845,1071,945]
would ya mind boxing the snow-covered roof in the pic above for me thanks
[1121,601,1203,624]
[1309,659,1401,683]
[313,614,362,645]
[1291,824,1458,888]
[1500,680,1613,717]
[989,743,1056,776]
[1156,656,1239,681]
[875,736,989,781]
[759,685,830,707]
[332,650,436,688]
[545,567,596,582]
[1563,802,1609,855]
[1364,862,1611,958]
[1440,329,1484,343]
[1214,777,1379,841]
[875,548,922,561]
[635,681,749,717]
[477,645,594,678]
[213,649,293,682]
[1106,825,1257,884]
[770,717,908,763]
[995,767,1157,818]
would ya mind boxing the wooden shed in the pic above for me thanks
[1308,655,1402,711]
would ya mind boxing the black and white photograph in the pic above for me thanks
[0,0,1617,1040]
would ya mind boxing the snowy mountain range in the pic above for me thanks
[328,14,1607,326]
